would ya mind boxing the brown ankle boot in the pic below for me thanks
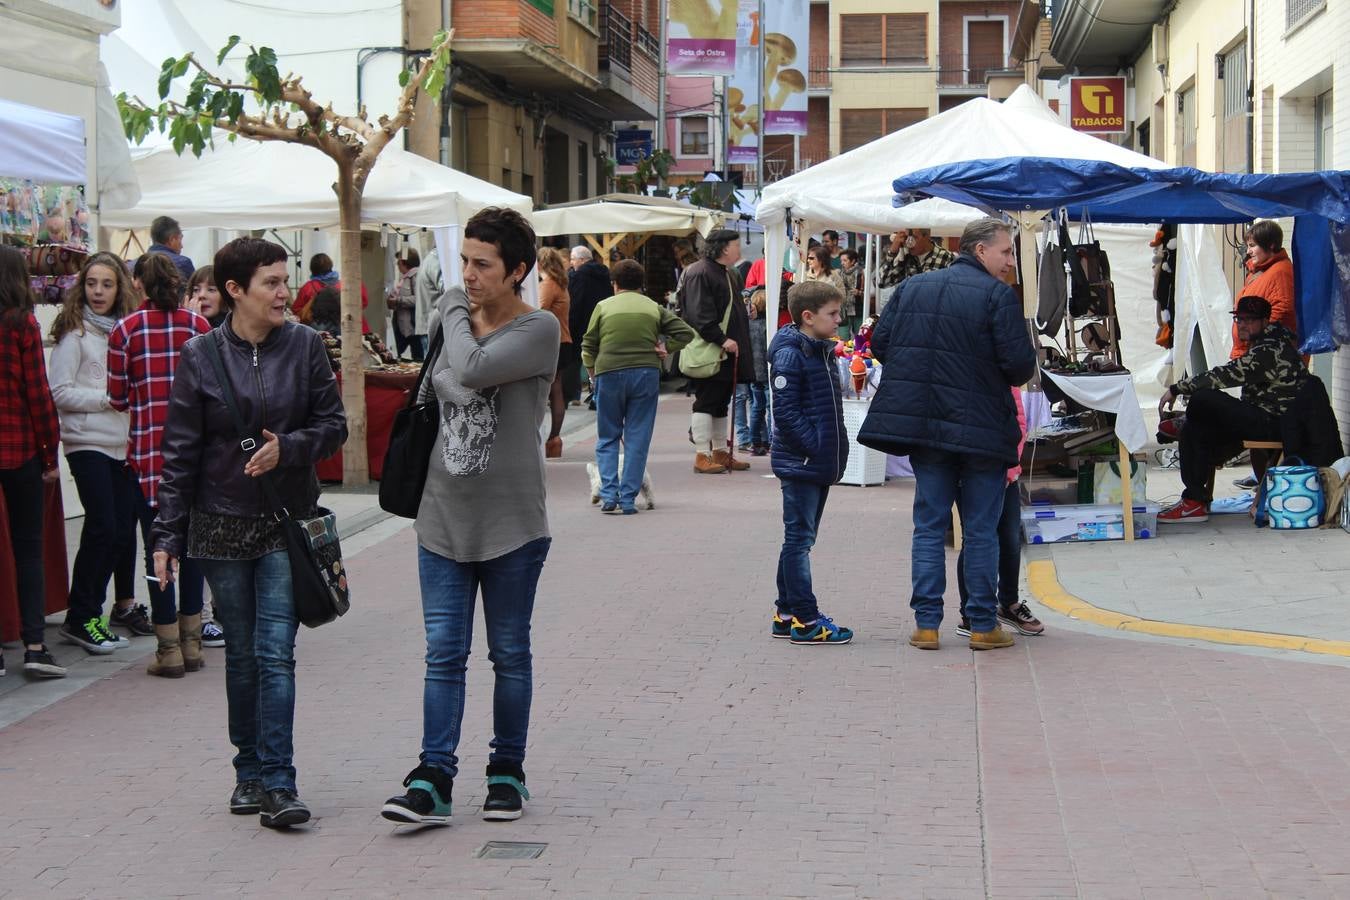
[179,613,204,672]
[713,448,750,471]
[693,452,727,474]
[148,623,185,678]
[908,628,940,650]
[969,627,1015,651]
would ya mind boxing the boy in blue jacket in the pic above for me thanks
[768,282,853,645]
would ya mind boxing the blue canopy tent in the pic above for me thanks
[891,157,1350,354]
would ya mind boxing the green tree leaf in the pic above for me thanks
[157,57,177,99]
[217,35,241,66]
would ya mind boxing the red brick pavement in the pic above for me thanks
[3,397,1350,897]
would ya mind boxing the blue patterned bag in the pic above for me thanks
[1256,458,1324,529]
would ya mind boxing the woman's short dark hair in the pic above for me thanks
[612,259,645,291]
[310,286,341,325]
[214,237,289,309]
[841,248,860,264]
[464,207,537,294]
[1246,220,1283,253]
[134,252,183,312]
[309,253,334,277]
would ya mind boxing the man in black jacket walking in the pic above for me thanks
[567,246,612,405]
[859,217,1036,652]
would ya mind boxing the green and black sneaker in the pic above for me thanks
[381,765,453,825]
[482,763,530,821]
[771,612,792,639]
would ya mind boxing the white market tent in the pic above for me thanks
[754,85,1231,406]
[0,98,86,185]
[100,138,534,293]
[533,193,722,240]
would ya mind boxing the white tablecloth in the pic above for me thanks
[1041,370,1148,453]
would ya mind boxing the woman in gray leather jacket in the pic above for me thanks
[151,237,346,830]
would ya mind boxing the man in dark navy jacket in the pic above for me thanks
[859,217,1036,652]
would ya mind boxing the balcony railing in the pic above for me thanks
[600,3,632,72]
[637,26,659,59]
[808,53,830,88]
[937,51,1007,88]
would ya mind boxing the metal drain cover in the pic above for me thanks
[476,841,547,860]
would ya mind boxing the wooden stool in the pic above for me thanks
[1243,440,1284,484]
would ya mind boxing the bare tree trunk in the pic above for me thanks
[335,169,369,485]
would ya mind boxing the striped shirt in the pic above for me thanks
[107,304,210,505]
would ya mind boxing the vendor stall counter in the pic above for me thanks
[1037,368,1148,541]
[316,368,419,483]
[0,481,69,643]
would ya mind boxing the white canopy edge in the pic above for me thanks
[0,98,86,185]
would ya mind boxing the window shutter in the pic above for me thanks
[841,15,883,67]
[883,14,927,65]
[883,108,927,133]
[840,108,883,152]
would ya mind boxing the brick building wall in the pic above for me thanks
[453,0,559,42]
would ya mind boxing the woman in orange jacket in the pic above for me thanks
[1231,220,1295,359]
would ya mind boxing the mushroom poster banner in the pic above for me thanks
[667,0,738,76]
[762,0,808,135]
[726,0,760,165]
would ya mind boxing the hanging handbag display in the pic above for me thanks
[379,326,446,518]
[1036,216,1068,337]
[1066,213,1114,318]
[202,333,351,628]
[678,273,736,379]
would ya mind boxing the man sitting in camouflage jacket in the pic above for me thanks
[1156,295,1304,524]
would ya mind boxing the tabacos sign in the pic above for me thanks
[1069,77,1127,134]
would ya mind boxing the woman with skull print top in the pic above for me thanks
[382,208,558,828]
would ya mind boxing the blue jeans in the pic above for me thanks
[957,480,1022,617]
[594,367,660,510]
[417,537,551,779]
[64,452,139,625]
[775,479,830,622]
[198,552,300,791]
[734,383,769,447]
[138,484,203,625]
[909,448,1009,633]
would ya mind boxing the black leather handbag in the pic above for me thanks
[202,333,350,628]
[379,326,444,518]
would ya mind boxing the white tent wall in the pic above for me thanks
[1175,224,1236,379]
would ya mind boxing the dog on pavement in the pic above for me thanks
[586,457,656,510]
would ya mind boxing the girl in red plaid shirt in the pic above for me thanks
[0,246,65,678]
[107,252,210,678]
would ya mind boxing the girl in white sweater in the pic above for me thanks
[48,252,145,652]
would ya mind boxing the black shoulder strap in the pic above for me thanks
[411,324,445,406]
[201,331,290,519]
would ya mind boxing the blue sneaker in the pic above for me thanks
[771,612,793,639]
[600,501,620,514]
[789,615,853,646]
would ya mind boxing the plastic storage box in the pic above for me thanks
[839,398,887,486]
[1021,502,1160,544]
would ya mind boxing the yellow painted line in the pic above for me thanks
[1026,559,1350,658]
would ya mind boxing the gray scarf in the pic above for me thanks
[82,307,118,335]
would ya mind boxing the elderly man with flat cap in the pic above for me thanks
[1157,295,1305,524]
[677,229,755,474]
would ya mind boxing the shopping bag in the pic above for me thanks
[1093,459,1146,505]
[1256,458,1324,529]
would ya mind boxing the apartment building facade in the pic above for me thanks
[403,0,662,205]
